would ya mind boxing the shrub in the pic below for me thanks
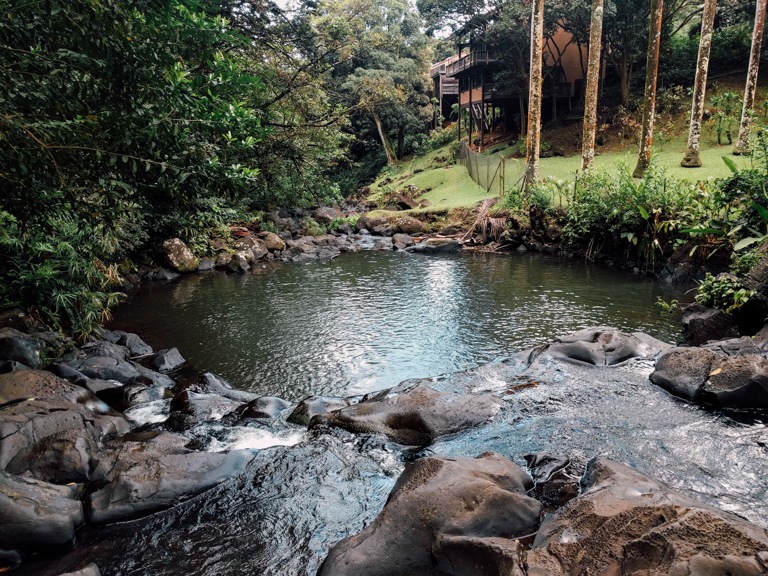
[695,273,753,313]
[302,218,326,237]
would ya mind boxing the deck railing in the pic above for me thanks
[446,51,497,76]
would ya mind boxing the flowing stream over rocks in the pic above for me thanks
[17,252,768,575]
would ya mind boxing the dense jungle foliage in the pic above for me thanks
[1,0,767,336]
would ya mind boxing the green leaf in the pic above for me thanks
[637,205,649,220]
[734,237,761,250]
[722,156,739,174]
[753,202,768,224]
[679,228,724,235]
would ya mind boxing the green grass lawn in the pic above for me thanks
[365,133,762,216]
[538,138,755,183]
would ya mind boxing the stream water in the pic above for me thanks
[29,251,768,576]
[109,251,688,399]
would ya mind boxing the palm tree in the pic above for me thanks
[581,0,605,171]
[734,0,767,155]
[633,0,664,178]
[525,0,545,191]
[681,0,717,167]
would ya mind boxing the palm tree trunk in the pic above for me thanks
[682,0,717,167]
[633,0,664,178]
[734,0,767,155]
[525,0,545,192]
[373,112,393,165]
[581,0,605,171]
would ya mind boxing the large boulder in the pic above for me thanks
[650,348,768,408]
[0,470,84,549]
[261,231,286,251]
[392,233,414,249]
[533,327,672,367]
[197,372,259,403]
[322,382,502,446]
[102,330,152,356]
[406,238,463,255]
[525,457,768,576]
[355,215,388,234]
[287,395,350,426]
[227,251,253,273]
[313,206,345,225]
[0,371,130,482]
[67,356,144,384]
[162,238,199,273]
[319,452,541,576]
[57,564,102,576]
[88,432,254,523]
[149,347,185,373]
[649,347,721,400]
[235,237,268,260]
[0,327,43,369]
[394,215,426,235]
[681,303,741,346]
[166,390,241,431]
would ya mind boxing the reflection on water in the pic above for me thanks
[109,252,687,399]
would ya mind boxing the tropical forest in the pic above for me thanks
[2,0,768,574]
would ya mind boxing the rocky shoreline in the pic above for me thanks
[2,298,768,575]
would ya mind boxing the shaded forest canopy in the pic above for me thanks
[0,0,764,337]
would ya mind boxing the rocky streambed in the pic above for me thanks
[2,310,768,575]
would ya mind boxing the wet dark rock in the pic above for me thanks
[98,383,167,412]
[154,268,180,282]
[0,307,31,332]
[656,242,706,285]
[287,395,350,426]
[67,356,144,384]
[215,252,232,268]
[371,224,393,236]
[0,371,130,481]
[162,238,199,273]
[324,382,502,446]
[650,347,721,400]
[166,390,241,431]
[48,362,90,387]
[278,230,293,241]
[32,330,75,358]
[373,238,393,250]
[0,549,22,572]
[394,215,426,235]
[0,470,84,549]
[393,193,418,210]
[313,206,344,225]
[197,372,258,403]
[313,234,340,248]
[525,457,768,576]
[112,332,152,356]
[227,251,252,273]
[198,258,215,272]
[701,336,766,356]
[235,396,293,419]
[80,340,129,361]
[405,238,463,255]
[0,327,43,369]
[682,303,741,346]
[525,453,584,512]
[319,452,540,576]
[88,433,254,523]
[133,362,175,388]
[149,347,185,373]
[56,564,102,576]
[391,233,414,249]
[355,216,388,234]
[0,360,30,374]
[530,326,671,367]
[336,223,354,235]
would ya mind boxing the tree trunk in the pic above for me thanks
[518,93,527,137]
[397,126,405,161]
[373,112,393,165]
[581,0,605,171]
[525,0,545,192]
[633,0,664,178]
[682,0,716,167]
[734,0,767,155]
[620,55,630,107]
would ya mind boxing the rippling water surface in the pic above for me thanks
[26,252,768,576]
[109,251,687,399]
